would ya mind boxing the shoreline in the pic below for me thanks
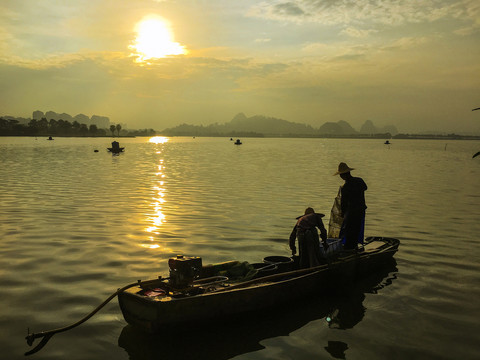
[2,134,480,140]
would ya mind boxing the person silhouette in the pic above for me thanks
[289,207,328,268]
[334,162,367,250]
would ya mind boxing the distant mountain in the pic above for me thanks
[161,113,314,137]
[360,119,398,135]
[319,120,357,135]
[225,113,316,135]
[32,110,111,128]
[161,113,397,137]
[360,120,376,134]
[0,115,30,125]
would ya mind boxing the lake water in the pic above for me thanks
[1,136,479,360]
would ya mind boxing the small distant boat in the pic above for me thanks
[473,151,480,159]
[234,139,242,145]
[108,141,124,153]
[47,136,54,141]
[384,140,390,145]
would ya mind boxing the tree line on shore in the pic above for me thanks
[0,117,156,137]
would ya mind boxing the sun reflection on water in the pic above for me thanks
[141,139,169,251]
[141,242,161,249]
[149,136,169,144]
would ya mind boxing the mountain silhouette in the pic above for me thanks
[161,113,397,137]
[32,110,110,128]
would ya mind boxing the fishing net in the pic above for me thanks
[328,186,343,239]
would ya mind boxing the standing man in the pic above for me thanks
[334,162,368,250]
[289,207,329,268]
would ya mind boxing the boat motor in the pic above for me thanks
[168,255,202,289]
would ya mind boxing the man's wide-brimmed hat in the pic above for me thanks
[334,162,354,175]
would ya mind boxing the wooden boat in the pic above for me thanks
[118,257,398,359]
[24,237,398,355]
[118,236,399,333]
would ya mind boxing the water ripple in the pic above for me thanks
[1,137,479,360]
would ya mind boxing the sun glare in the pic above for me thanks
[130,16,187,62]
[149,136,169,144]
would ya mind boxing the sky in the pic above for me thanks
[1,0,479,133]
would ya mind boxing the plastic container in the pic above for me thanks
[324,238,343,256]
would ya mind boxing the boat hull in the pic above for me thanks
[107,147,124,153]
[119,267,331,332]
[118,236,399,332]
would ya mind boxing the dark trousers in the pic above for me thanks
[340,211,365,250]
[298,229,322,268]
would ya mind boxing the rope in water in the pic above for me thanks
[24,280,146,356]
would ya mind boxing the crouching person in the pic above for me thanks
[289,207,329,269]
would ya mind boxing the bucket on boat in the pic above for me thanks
[263,256,294,272]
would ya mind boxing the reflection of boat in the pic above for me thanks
[118,257,398,360]
[234,139,242,145]
[107,141,124,153]
[326,257,397,330]
[118,237,399,333]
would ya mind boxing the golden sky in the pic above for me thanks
[1,0,479,133]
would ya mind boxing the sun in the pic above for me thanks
[130,16,187,62]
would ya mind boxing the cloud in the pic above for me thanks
[273,2,305,16]
[1,42,478,132]
[0,50,129,71]
[255,38,272,43]
[381,36,430,51]
[340,27,377,38]
[301,42,330,53]
[248,0,480,27]
[454,26,475,35]
[0,0,178,61]
[1,0,479,133]
[0,53,86,70]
